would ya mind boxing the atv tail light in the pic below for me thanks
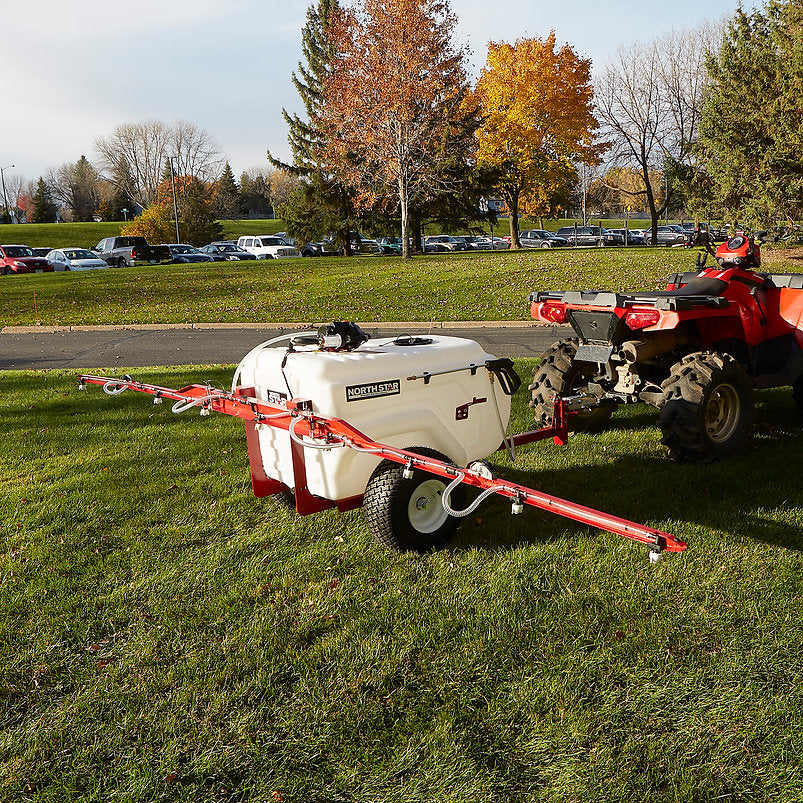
[539,302,567,324]
[624,309,660,330]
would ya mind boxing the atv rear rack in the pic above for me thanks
[530,289,730,311]
[77,373,687,560]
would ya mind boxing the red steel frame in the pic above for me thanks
[77,374,687,555]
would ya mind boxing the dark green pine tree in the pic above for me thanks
[767,0,803,224]
[696,1,803,228]
[268,0,359,254]
[30,177,58,223]
[211,162,242,219]
[239,171,273,218]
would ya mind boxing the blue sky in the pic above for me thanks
[2,0,759,186]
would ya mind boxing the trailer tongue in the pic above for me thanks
[77,325,685,561]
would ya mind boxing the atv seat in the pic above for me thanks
[651,275,729,298]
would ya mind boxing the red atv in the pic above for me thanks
[528,231,803,462]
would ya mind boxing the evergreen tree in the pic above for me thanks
[30,177,58,223]
[211,162,242,219]
[696,1,803,227]
[268,0,359,254]
[239,171,274,218]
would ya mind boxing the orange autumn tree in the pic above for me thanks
[474,35,604,248]
[316,0,474,258]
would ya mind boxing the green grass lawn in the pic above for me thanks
[0,220,286,251]
[3,364,803,800]
[7,246,802,328]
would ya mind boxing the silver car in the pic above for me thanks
[47,248,110,271]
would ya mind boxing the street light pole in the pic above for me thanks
[664,171,669,225]
[0,164,14,222]
[581,164,587,227]
[168,157,180,243]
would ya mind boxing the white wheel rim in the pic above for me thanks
[408,479,448,533]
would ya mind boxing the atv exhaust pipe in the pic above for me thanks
[621,331,687,363]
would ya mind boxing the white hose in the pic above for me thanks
[230,330,316,393]
[102,381,129,396]
[171,394,216,414]
[440,471,507,518]
[287,415,345,450]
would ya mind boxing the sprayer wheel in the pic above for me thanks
[362,447,465,553]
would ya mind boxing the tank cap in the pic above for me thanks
[392,335,434,346]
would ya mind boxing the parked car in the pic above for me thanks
[555,226,624,246]
[164,244,215,263]
[198,241,257,261]
[0,244,54,274]
[472,236,510,250]
[299,240,342,257]
[423,239,450,253]
[459,235,493,250]
[353,238,383,255]
[94,236,172,267]
[423,235,468,251]
[236,235,301,259]
[375,237,402,254]
[31,247,53,257]
[519,229,569,248]
[643,225,691,246]
[607,228,646,245]
[46,247,110,271]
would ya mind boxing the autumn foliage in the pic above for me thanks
[315,0,474,257]
[474,35,603,246]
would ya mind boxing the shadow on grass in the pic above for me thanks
[452,414,803,556]
[5,368,803,560]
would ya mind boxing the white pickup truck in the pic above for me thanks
[236,235,301,259]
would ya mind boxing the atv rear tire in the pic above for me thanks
[362,447,464,553]
[658,352,753,463]
[529,338,614,430]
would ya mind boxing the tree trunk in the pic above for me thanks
[399,167,410,260]
[504,186,522,248]
[410,214,423,254]
[642,164,659,245]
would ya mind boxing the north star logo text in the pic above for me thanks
[345,379,401,402]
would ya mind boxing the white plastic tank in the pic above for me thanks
[235,334,513,501]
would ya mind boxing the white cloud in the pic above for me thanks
[1,0,759,182]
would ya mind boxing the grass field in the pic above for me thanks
[0,220,288,251]
[6,246,803,328]
[3,365,803,801]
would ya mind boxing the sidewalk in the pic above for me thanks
[1,320,546,334]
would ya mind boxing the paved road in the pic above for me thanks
[0,323,573,371]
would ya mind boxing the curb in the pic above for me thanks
[1,320,549,335]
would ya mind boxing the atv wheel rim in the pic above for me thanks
[408,479,448,533]
[705,383,741,442]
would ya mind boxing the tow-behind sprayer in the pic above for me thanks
[78,322,686,562]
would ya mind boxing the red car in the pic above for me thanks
[0,244,55,275]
